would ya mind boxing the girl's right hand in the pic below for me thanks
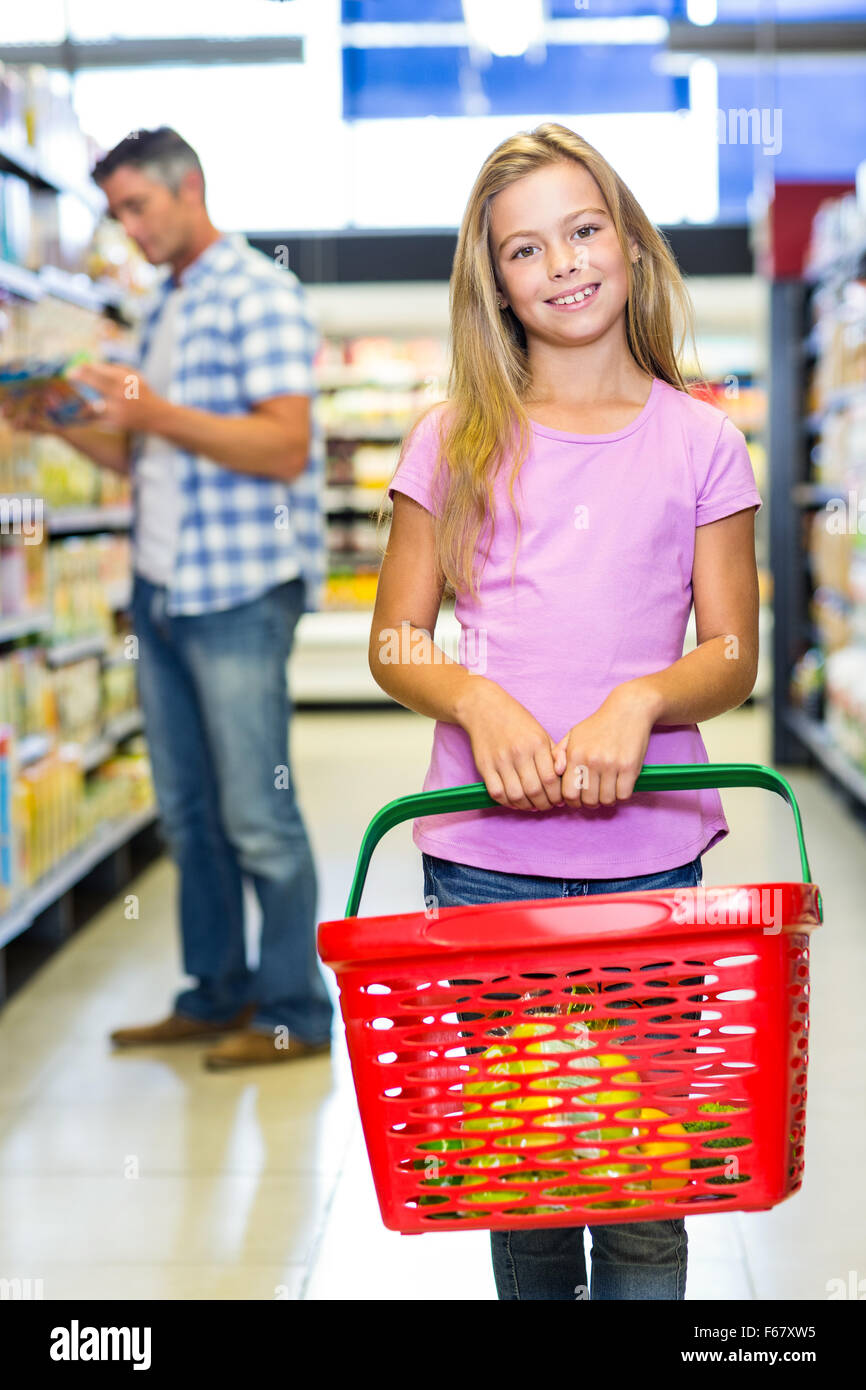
[457,676,564,811]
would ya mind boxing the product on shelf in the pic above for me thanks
[0,648,56,738]
[51,656,103,746]
[824,645,866,773]
[101,659,138,722]
[13,748,84,888]
[805,190,866,280]
[0,723,12,911]
[807,273,866,413]
[323,572,381,609]
[79,743,154,842]
[48,533,130,643]
[789,648,825,722]
[0,536,48,619]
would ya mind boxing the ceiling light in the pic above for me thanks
[461,0,546,59]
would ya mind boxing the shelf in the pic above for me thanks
[17,733,52,768]
[0,259,43,302]
[48,506,132,534]
[0,135,104,216]
[38,264,120,314]
[317,372,440,391]
[326,426,408,442]
[792,482,848,506]
[79,711,142,772]
[0,610,51,644]
[107,586,132,612]
[13,709,142,776]
[104,708,143,744]
[785,707,866,810]
[805,384,866,433]
[324,486,390,513]
[45,634,107,667]
[0,803,157,951]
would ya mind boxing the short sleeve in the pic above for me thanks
[696,413,763,527]
[233,273,319,405]
[387,405,448,518]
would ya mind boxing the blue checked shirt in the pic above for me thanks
[130,232,326,614]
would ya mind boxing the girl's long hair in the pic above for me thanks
[379,122,707,601]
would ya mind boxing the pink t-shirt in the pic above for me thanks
[387,376,763,878]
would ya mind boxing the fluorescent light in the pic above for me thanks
[687,0,718,25]
[461,0,545,58]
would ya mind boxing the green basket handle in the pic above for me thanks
[343,762,817,919]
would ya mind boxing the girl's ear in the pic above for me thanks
[629,239,642,265]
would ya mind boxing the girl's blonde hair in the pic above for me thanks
[380,122,706,601]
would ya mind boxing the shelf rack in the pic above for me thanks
[769,261,866,814]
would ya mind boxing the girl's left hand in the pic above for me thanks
[551,684,656,809]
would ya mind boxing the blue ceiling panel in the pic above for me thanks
[343,43,684,118]
[342,1,678,21]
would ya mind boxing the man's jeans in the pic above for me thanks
[132,573,333,1044]
[422,849,704,1301]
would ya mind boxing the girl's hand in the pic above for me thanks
[551,684,657,809]
[458,677,563,811]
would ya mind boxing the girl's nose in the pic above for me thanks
[549,242,590,280]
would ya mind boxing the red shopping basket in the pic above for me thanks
[317,763,822,1235]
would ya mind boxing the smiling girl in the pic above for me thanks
[369,124,762,1300]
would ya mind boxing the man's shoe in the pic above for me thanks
[109,1004,257,1048]
[203,1029,331,1071]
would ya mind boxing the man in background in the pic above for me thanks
[35,127,333,1068]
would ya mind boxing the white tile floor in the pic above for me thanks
[0,700,863,1300]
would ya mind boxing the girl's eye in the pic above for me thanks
[573,224,599,239]
[513,245,535,259]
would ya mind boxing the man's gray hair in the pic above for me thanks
[91,126,205,197]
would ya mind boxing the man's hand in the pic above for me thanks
[67,362,163,432]
[551,683,658,809]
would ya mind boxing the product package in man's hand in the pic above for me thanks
[0,354,104,425]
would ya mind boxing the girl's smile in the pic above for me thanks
[545,282,601,310]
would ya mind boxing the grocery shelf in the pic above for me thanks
[45,634,107,667]
[317,368,438,390]
[0,258,43,302]
[0,803,157,951]
[107,585,132,612]
[326,426,407,442]
[17,733,52,767]
[0,610,51,644]
[104,708,143,743]
[791,482,847,507]
[771,255,866,790]
[0,135,104,216]
[48,506,132,534]
[79,709,143,772]
[324,486,389,513]
[784,708,866,811]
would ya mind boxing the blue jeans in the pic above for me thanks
[131,573,333,1044]
[421,849,703,1301]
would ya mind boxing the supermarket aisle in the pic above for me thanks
[0,699,862,1301]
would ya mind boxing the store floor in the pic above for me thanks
[0,699,862,1300]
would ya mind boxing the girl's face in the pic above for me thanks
[489,160,637,350]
